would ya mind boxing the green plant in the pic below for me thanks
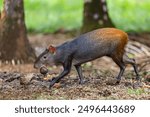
[127,88,146,95]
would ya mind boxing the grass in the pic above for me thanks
[0,0,150,33]
[127,88,146,95]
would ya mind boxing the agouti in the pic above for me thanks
[34,28,140,88]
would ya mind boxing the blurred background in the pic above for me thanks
[1,0,150,33]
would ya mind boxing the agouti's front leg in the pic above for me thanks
[49,58,72,88]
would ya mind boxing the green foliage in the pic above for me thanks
[107,0,150,32]
[1,0,150,33]
[127,88,146,95]
[0,0,3,11]
[24,0,83,33]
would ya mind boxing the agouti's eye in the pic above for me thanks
[43,56,47,59]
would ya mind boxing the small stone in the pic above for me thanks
[20,73,34,85]
[106,79,117,86]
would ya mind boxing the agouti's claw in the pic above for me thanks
[49,81,55,89]
[52,77,56,81]
[49,77,58,89]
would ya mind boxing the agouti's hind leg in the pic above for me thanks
[123,54,140,81]
[112,56,125,83]
[74,65,85,84]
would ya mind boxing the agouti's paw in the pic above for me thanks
[51,77,60,83]
[79,79,86,84]
[49,81,55,89]
[49,79,61,89]
[49,78,56,89]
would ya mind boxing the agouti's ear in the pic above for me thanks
[48,45,56,54]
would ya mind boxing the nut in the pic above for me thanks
[40,66,48,75]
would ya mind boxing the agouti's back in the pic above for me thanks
[69,28,128,65]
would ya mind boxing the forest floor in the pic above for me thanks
[0,33,150,100]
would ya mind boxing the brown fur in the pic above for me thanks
[92,28,128,58]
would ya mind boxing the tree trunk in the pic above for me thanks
[81,0,114,33]
[0,0,35,63]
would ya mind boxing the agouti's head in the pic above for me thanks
[34,45,56,69]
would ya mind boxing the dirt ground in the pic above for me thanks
[0,33,150,100]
